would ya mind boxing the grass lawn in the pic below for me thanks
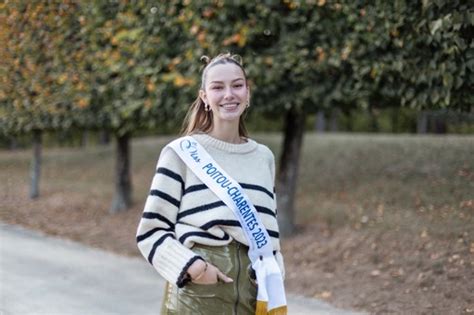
[1,132,473,314]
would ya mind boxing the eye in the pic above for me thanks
[212,86,223,90]
[234,84,243,88]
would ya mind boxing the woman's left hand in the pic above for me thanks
[188,260,233,285]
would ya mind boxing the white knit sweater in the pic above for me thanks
[136,133,284,287]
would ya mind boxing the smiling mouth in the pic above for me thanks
[220,103,240,109]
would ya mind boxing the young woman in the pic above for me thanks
[136,53,285,315]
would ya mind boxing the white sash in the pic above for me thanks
[168,136,287,314]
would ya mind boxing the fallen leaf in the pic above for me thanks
[314,290,332,299]
[421,229,428,238]
[371,270,381,276]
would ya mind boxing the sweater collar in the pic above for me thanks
[191,133,258,154]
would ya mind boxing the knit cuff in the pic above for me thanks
[156,241,200,286]
[176,256,204,288]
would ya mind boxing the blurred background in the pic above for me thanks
[1,1,473,314]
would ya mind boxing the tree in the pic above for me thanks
[3,1,470,222]
[0,1,89,198]
[79,1,194,213]
[398,0,473,111]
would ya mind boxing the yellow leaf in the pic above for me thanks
[315,47,326,62]
[190,25,199,35]
[162,73,175,83]
[146,81,155,92]
[238,26,248,47]
[198,31,207,47]
[58,74,68,85]
[174,74,194,87]
[370,67,377,79]
[144,99,152,109]
[77,98,89,109]
[264,57,273,66]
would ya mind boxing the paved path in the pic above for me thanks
[0,223,365,315]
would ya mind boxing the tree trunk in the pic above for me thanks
[276,107,306,237]
[329,108,339,132]
[391,108,399,133]
[9,137,18,150]
[344,109,353,132]
[368,106,379,132]
[315,110,326,132]
[99,129,110,145]
[110,133,132,213]
[433,112,447,134]
[417,111,428,134]
[81,130,89,147]
[30,130,42,199]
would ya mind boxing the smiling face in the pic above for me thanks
[199,63,249,123]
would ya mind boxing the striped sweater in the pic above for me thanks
[136,133,284,287]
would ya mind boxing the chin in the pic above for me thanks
[215,109,244,121]
[220,116,241,122]
[216,113,242,122]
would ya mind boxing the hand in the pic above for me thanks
[187,260,233,285]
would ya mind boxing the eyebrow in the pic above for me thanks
[209,78,245,84]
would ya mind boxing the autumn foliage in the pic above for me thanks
[1,1,472,136]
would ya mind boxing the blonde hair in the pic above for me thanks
[180,53,249,137]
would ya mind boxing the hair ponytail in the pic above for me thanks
[180,95,213,136]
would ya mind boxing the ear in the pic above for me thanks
[199,89,207,104]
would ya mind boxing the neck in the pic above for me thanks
[208,120,242,144]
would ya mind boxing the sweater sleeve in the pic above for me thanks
[268,148,286,279]
[136,146,201,287]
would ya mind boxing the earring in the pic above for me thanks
[204,103,210,111]
[246,99,250,108]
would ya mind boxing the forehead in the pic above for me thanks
[205,63,245,83]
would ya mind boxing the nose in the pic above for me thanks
[223,87,234,100]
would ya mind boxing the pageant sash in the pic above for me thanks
[168,136,287,315]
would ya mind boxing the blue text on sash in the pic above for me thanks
[202,162,268,249]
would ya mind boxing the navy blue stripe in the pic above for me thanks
[240,183,274,199]
[183,184,208,195]
[255,206,276,217]
[136,227,174,243]
[157,167,185,193]
[177,204,275,221]
[200,219,241,230]
[178,231,230,244]
[147,233,174,264]
[142,212,175,228]
[177,201,225,220]
[183,182,274,199]
[268,229,279,238]
[150,189,180,208]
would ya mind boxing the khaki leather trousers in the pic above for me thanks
[161,241,257,315]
